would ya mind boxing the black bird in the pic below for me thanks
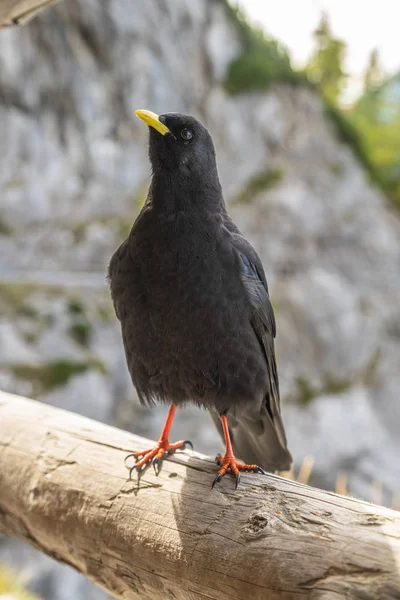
[108,109,292,488]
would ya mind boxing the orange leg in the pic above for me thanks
[212,414,266,490]
[125,404,192,477]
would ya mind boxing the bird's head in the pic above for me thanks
[135,110,217,178]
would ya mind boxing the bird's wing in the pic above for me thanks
[108,238,132,322]
[211,218,291,470]
[231,233,281,424]
[108,197,153,322]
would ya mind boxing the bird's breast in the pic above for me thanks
[122,212,245,342]
[112,212,267,408]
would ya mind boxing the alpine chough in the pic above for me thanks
[108,110,292,488]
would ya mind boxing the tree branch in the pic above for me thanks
[0,0,61,28]
[0,390,399,599]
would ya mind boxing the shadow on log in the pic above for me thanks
[0,391,400,599]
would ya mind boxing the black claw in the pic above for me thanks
[215,454,222,465]
[125,452,148,480]
[235,473,241,490]
[182,440,193,451]
[152,457,160,475]
[256,466,267,475]
[211,474,222,489]
[124,453,137,470]
[128,464,141,480]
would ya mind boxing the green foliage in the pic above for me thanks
[349,73,400,209]
[223,4,399,209]
[322,101,400,207]
[324,102,372,168]
[0,566,40,600]
[323,377,353,396]
[224,3,399,210]
[225,48,304,95]
[295,376,317,406]
[0,282,61,308]
[0,215,12,235]
[363,48,384,94]
[97,300,115,322]
[67,298,92,347]
[232,167,284,204]
[294,374,352,406]
[293,352,381,406]
[71,222,87,243]
[0,282,41,318]
[306,12,347,104]
[304,11,399,210]
[67,298,85,315]
[0,282,34,304]
[352,128,400,205]
[223,5,306,95]
[69,321,92,347]
[18,304,40,319]
[10,359,106,394]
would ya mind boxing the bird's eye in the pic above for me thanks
[180,128,193,141]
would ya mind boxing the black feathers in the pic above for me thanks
[109,112,291,472]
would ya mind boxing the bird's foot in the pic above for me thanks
[212,453,266,490]
[125,439,193,477]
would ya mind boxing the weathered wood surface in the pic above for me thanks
[0,0,60,28]
[0,391,399,600]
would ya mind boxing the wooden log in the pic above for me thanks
[0,390,399,600]
[0,0,60,28]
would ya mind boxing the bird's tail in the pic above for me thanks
[210,404,292,472]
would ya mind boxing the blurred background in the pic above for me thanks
[0,0,399,598]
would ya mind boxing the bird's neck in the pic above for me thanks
[150,170,225,215]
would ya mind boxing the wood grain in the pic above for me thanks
[0,391,399,599]
[0,0,60,27]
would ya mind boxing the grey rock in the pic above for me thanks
[0,1,399,599]
[43,369,114,423]
[283,387,400,505]
[0,323,38,365]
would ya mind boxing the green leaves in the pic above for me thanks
[223,5,304,95]
[306,13,348,105]
[350,75,400,208]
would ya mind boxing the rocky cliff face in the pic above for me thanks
[1,1,400,598]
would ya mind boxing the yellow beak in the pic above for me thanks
[134,109,170,136]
